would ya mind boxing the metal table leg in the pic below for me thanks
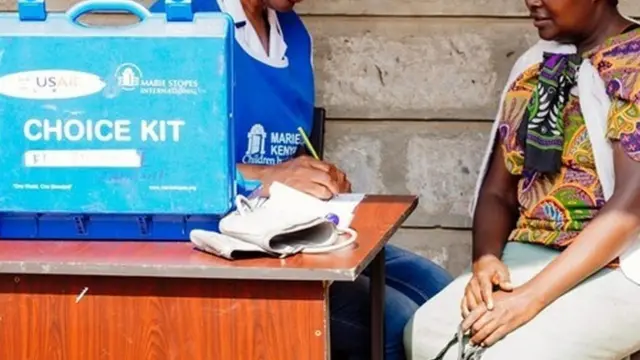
[370,247,385,360]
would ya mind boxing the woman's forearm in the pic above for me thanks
[522,196,640,309]
[472,147,520,262]
[472,192,518,261]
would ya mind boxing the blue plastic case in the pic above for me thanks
[0,0,236,240]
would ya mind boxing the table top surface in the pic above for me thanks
[0,195,417,281]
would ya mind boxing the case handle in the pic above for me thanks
[66,0,151,23]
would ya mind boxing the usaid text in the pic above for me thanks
[23,119,186,142]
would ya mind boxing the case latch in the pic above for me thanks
[73,215,89,235]
[181,215,190,236]
[137,215,152,235]
[18,0,47,21]
[165,0,193,22]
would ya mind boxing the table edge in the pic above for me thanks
[0,195,419,282]
[348,195,419,280]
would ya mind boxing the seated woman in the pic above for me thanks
[149,0,453,358]
[404,0,640,359]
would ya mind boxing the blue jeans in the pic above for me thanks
[330,244,453,360]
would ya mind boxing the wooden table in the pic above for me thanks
[0,195,417,360]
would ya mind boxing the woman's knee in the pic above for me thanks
[329,279,371,356]
[330,275,419,360]
[385,284,419,335]
[384,284,419,360]
[383,245,454,304]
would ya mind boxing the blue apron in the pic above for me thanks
[151,0,315,169]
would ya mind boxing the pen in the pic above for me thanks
[297,127,340,225]
[297,126,320,160]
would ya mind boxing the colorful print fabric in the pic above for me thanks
[498,28,640,248]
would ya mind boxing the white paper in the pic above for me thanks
[326,193,366,228]
[265,182,365,229]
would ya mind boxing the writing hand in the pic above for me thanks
[259,155,351,199]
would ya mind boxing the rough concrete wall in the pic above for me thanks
[3,0,635,275]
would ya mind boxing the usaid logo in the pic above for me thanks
[0,70,106,100]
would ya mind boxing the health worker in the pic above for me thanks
[150,0,453,358]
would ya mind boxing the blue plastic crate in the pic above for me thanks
[0,0,236,240]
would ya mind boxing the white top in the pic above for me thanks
[216,0,288,68]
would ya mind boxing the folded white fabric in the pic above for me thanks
[190,230,266,259]
[190,182,358,260]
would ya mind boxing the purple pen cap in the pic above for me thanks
[326,213,340,226]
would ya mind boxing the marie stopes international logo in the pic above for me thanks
[114,62,200,96]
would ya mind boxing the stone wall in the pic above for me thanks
[2,0,636,274]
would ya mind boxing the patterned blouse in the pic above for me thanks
[498,27,640,249]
